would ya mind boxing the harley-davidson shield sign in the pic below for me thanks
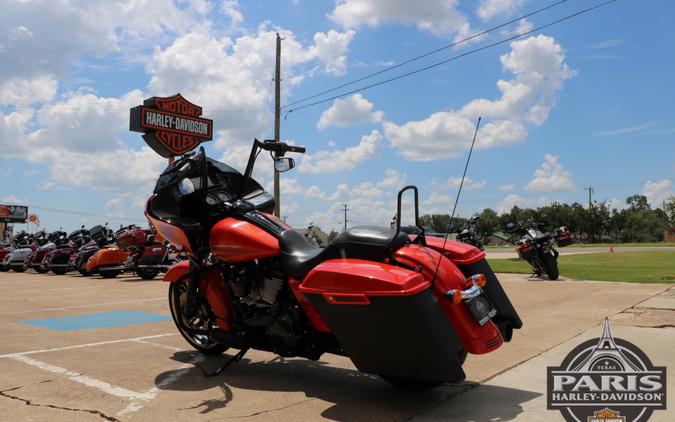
[130,94,213,157]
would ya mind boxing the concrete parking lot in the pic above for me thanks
[0,271,673,421]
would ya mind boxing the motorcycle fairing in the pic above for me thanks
[298,258,466,383]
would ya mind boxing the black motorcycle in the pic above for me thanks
[450,216,484,250]
[506,221,568,280]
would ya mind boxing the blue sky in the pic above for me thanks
[1,0,673,233]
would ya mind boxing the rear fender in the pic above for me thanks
[421,236,485,265]
[164,261,233,331]
[394,244,503,354]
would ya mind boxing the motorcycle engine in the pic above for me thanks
[226,265,300,354]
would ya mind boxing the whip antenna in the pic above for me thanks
[431,116,482,285]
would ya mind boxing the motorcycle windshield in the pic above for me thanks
[154,157,270,203]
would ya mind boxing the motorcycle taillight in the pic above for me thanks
[517,240,532,252]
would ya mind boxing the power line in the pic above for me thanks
[283,0,569,110]
[24,204,147,223]
[285,0,617,115]
[1,103,271,114]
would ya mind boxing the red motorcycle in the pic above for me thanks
[147,139,522,389]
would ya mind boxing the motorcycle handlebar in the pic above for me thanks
[261,140,306,154]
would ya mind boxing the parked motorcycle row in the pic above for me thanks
[0,224,181,280]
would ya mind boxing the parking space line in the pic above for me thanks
[0,297,166,315]
[0,333,176,358]
[13,285,107,294]
[130,338,183,352]
[9,355,154,401]
[117,354,205,417]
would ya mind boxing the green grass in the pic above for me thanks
[489,251,675,283]
[484,242,674,249]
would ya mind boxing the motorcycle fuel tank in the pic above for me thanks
[210,218,280,263]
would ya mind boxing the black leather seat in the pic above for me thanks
[279,226,409,279]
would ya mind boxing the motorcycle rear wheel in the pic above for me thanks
[543,253,559,280]
[168,282,229,355]
[100,270,120,278]
[136,268,159,280]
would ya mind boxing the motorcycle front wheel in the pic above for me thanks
[542,252,559,280]
[168,282,229,355]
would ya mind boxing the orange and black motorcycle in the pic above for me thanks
[148,139,522,389]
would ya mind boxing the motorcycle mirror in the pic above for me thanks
[274,157,295,173]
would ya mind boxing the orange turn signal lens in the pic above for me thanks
[467,273,487,288]
[449,289,462,304]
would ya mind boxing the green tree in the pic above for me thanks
[475,208,499,241]
[327,230,339,243]
[664,196,675,226]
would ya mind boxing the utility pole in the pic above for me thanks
[273,33,282,217]
[584,186,594,208]
[342,203,349,232]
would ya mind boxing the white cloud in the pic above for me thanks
[642,179,673,208]
[0,76,57,105]
[308,30,356,76]
[299,130,382,173]
[496,194,526,214]
[331,0,471,38]
[503,18,533,37]
[29,90,144,153]
[317,94,383,129]
[103,198,125,219]
[422,191,453,214]
[499,184,515,191]
[0,0,207,105]
[447,176,486,190]
[147,27,355,160]
[221,0,243,25]
[377,169,407,190]
[477,0,526,21]
[2,194,27,205]
[525,154,576,192]
[384,35,572,161]
[591,123,654,138]
[2,167,12,177]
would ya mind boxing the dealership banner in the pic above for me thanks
[0,204,28,223]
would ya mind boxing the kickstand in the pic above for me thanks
[198,348,249,378]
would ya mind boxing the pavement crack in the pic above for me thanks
[0,386,121,422]
[215,397,317,419]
